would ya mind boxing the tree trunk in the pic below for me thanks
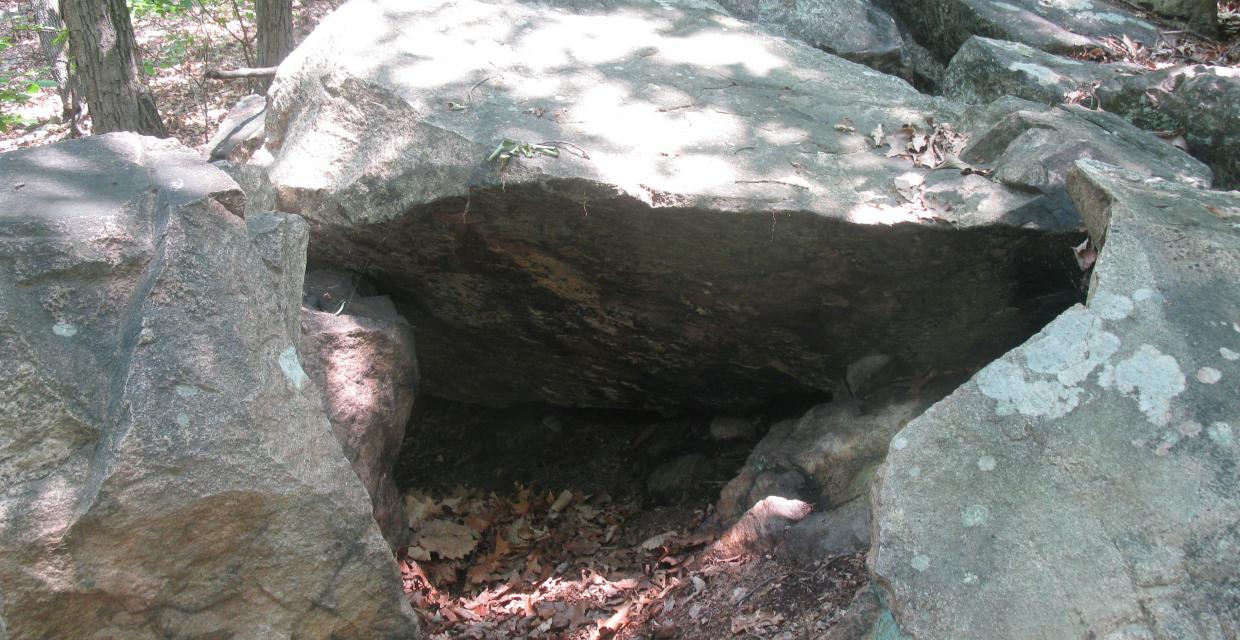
[61,0,166,136]
[29,0,86,135]
[256,0,293,92]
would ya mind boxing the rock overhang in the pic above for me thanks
[257,0,1206,410]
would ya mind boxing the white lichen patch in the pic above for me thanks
[1221,347,1239,361]
[175,413,190,427]
[1208,422,1234,447]
[1092,291,1134,321]
[979,307,1119,418]
[962,504,990,527]
[174,384,199,397]
[892,435,909,450]
[1109,345,1185,426]
[1132,288,1154,302]
[993,2,1023,11]
[278,346,311,391]
[1042,0,1093,10]
[52,322,77,337]
[977,455,997,471]
[1010,62,1063,86]
[911,555,931,572]
[1196,367,1222,384]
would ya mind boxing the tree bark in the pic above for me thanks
[29,0,86,135]
[61,0,166,136]
[256,0,293,92]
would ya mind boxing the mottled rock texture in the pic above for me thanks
[882,0,1161,62]
[0,134,418,639]
[256,0,1091,411]
[299,269,419,550]
[943,38,1240,189]
[872,160,1240,639]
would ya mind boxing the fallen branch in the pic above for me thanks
[205,67,278,80]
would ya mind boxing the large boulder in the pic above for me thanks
[714,0,905,75]
[299,269,419,550]
[872,160,1240,639]
[942,40,1240,190]
[255,0,1089,410]
[1132,0,1217,29]
[943,36,1139,106]
[1097,65,1240,189]
[0,134,418,638]
[882,0,1162,63]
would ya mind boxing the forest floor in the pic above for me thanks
[396,400,868,640]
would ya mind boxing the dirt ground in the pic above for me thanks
[394,399,868,640]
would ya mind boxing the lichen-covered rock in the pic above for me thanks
[714,0,904,76]
[1097,65,1240,189]
[1132,0,1217,29]
[717,390,949,524]
[884,0,1161,63]
[298,270,419,550]
[961,104,1213,193]
[943,41,1239,189]
[0,134,418,639]
[256,0,1088,410]
[943,36,1138,105]
[872,159,1240,639]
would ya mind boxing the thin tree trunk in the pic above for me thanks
[29,0,86,135]
[255,0,293,92]
[61,0,166,136]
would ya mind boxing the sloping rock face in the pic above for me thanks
[943,39,1240,190]
[872,160,1240,639]
[0,134,418,639]
[882,0,1162,63]
[943,36,1138,106]
[257,0,1090,410]
[1097,66,1240,189]
[714,0,904,75]
[299,269,419,550]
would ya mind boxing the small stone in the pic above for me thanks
[1196,367,1222,384]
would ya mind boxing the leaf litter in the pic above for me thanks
[400,483,867,639]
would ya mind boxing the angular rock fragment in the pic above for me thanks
[884,0,1161,62]
[298,269,420,550]
[872,159,1240,639]
[0,134,418,639]
[943,36,1138,106]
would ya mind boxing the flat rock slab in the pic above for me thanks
[259,0,1088,410]
[872,160,1240,639]
[886,0,1162,62]
[943,35,1140,105]
[0,134,418,638]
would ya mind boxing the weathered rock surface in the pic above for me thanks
[205,93,266,162]
[1132,0,1217,29]
[1097,65,1240,189]
[872,160,1240,639]
[257,0,1088,410]
[717,388,950,524]
[715,0,904,75]
[961,104,1213,193]
[299,269,419,550]
[943,36,1137,106]
[883,0,1161,63]
[943,40,1240,189]
[0,134,418,638]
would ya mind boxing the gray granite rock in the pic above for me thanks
[943,36,1139,105]
[714,0,904,76]
[298,269,420,551]
[0,133,419,639]
[256,0,1088,410]
[883,0,1162,63]
[872,159,1240,639]
[1097,65,1240,189]
[961,104,1213,193]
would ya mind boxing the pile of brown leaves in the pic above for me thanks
[400,486,714,639]
[1077,32,1240,68]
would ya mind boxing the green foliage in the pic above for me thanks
[127,0,194,18]
[0,38,59,133]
